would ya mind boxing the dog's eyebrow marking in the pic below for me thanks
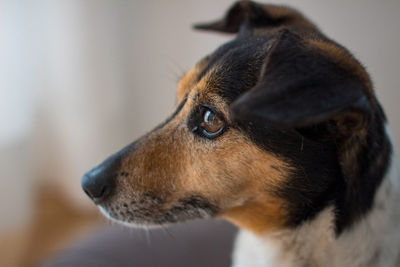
[177,56,212,102]
[177,70,197,101]
[154,96,188,131]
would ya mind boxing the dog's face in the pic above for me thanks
[82,1,390,235]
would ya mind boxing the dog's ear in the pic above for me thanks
[230,30,371,134]
[193,0,316,34]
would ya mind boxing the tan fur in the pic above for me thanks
[221,196,287,234]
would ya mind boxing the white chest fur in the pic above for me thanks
[232,156,400,267]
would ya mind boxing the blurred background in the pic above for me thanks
[0,0,399,266]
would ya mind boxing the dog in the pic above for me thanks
[82,1,400,266]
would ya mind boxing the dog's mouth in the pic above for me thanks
[97,193,219,227]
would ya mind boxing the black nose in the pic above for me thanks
[82,155,120,204]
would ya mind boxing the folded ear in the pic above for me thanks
[230,30,371,133]
[193,0,316,35]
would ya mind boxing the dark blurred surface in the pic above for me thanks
[40,219,237,267]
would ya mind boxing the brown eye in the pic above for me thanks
[201,108,225,138]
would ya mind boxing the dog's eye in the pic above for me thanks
[200,108,225,138]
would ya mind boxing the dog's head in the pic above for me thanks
[82,1,390,235]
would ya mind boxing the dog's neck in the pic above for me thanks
[232,138,400,267]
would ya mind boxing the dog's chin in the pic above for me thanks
[97,194,219,228]
[98,206,167,229]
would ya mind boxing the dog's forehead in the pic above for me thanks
[178,36,273,103]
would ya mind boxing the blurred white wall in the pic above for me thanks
[0,1,37,231]
[0,0,399,231]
